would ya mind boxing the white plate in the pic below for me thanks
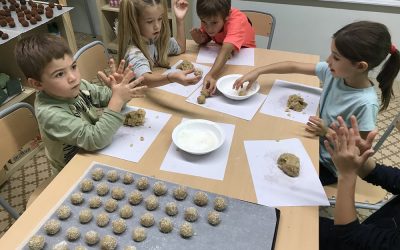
[216,74,260,100]
[172,119,225,155]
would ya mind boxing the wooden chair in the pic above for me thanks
[0,103,43,219]
[73,41,110,81]
[242,10,276,49]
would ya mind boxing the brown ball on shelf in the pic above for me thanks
[37,8,44,15]
[0,19,7,27]
[1,33,9,40]
[25,13,31,19]
[6,16,13,22]
[38,4,44,10]
[57,4,63,10]
[17,11,24,17]
[23,9,30,15]
[2,6,8,11]
[18,17,25,23]
[9,5,16,11]
[0,10,6,16]
[21,20,29,27]
[8,21,15,27]
[0,30,3,36]
[45,10,53,18]
[20,0,27,5]
[35,14,41,22]
[49,2,55,8]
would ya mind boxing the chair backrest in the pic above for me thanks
[0,103,39,168]
[73,41,110,81]
[242,10,276,49]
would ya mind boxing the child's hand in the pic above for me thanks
[202,74,217,94]
[169,69,202,86]
[98,59,134,87]
[109,71,147,106]
[306,116,329,137]
[173,0,189,21]
[233,70,259,90]
[190,28,208,44]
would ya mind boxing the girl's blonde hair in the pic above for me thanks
[118,0,171,69]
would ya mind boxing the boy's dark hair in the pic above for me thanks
[14,33,72,81]
[196,0,231,19]
[333,21,400,111]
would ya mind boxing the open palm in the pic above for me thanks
[173,0,188,20]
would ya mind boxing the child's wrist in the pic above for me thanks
[166,73,173,83]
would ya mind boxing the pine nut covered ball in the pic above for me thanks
[79,208,93,224]
[122,173,134,184]
[106,170,119,182]
[136,177,149,190]
[179,222,193,238]
[56,205,71,220]
[91,167,104,181]
[100,235,117,250]
[28,235,45,250]
[96,212,110,227]
[165,201,178,216]
[214,196,227,211]
[128,190,143,205]
[152,181,167,196]
[104,198,118,212]
[207,211,221,226]
[132,227,147,242]
[66,226,80,241]
[111,187,125,200]
[75,246,87,250]
[193,191,208,206]
[80,179,94,192]
[84,230,99,245]
[145,195,159,211]
[173,185,187,200]
[88,196,102,208]
[70,192,84,205]
[44,219,61,235]
[184,207,198,222]
[140,212,155,227]
[96,182,109,196]
[119,204,133,219]
[112,218,127,234]
[52,243,68,250]
[158,217,173,233]
[124,246,137,250]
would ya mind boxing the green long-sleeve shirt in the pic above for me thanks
[35,79,124,172]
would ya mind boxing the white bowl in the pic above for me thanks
[172,119,225,155]
[216,74,260,100]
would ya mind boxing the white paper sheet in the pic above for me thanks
[196,43,255,66]
[160,119,235,180]
[260,79,322,124]
[186,87,267,121]
[98,106,171,162]
[244,139,329,207]
[157,60,211,97]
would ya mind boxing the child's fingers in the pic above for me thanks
[324,140,335,157]
[130,76,144,87]
[108,58,116,72]
[117,59,125,73]
[233,78,243,90]
[97,71,109,83]
[183,68,195,74]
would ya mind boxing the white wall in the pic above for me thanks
[68,0,101,36]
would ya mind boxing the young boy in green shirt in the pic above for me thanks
[14,33,146,172]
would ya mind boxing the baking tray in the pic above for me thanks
[21,162,280,249]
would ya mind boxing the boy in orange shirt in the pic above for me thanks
[190,0,255,94]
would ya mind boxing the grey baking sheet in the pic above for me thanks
[22,162,280,250]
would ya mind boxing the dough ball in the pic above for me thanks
[28,235,45,250]
[208,211,221,226]
[84,230,99,245]
[124,109,146,127]
[70,192,84,205]
[193,191,208,206]
[177,60,194,70]
[96,182,109,196]
[238,89,247,96]
[158,217,173,233]
[173,185,187,200]
[111,187,125,200]
[277,153,300,177]
[197,95,206,104]
[124,246,137,250]
[88,196,102,208]
[80,179,93,192]
[184,207,198,222]
[119,204,133,219]
[74,246,87,250]
[200,89,210,97]
[179,222,193,238]
[52,243,68,250]
[66,226,80,241]
[91,168,104,181]
[194,68,203,77]
[132,227,147,242]
[145,195,159,211]
[96,212,110,227]
[140,212,155,227]
[152,181,167,196]
[56,205,71,220]
[112,218,127,234]
[106,170,119,182]
[122,173,134,184]
[136,177,149,190]
[287,94,308,112]
[128,190,143,205]
[79,209,93,224]
[165,201,178,216]
[104,198,118,213]
[44,219,60,235]
[214,196,227,211]
[100,235,117,250]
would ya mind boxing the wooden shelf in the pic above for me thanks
[0,87,36,112]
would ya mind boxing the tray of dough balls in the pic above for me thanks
[23,163,280,250]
